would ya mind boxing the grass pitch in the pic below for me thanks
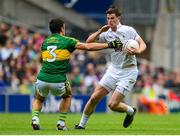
[0,113,180,135]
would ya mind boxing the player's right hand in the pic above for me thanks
[99,25,110,33]
[108,40,123,49]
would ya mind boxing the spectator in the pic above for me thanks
[69,66,84,94]
[0,71,9,94]
[139,74,168,115]
[84,63,98,94]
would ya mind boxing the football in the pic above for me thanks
[124,39,139,49]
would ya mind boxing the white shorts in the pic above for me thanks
[99,67,138,96]
[35,79,66,97]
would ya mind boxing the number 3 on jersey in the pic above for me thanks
[47,46,57,62]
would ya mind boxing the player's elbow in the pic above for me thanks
[138,43,147,54]
[142,43,147,52]
[86,35,96,43]
[86,38,90,43]
[86,38,93,43]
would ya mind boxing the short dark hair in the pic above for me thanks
[106,6,121,17]
[49,18,64,34]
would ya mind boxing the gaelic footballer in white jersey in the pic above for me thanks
[75,6,147,129]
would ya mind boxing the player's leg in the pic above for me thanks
[108,70,138,128]
[31,91,46,130]
[75,71,116,129]
[108,91,128,112]
[108,91,136,128]
[31,80,48,130]
[56,80,72,130]
[75,85,109,129]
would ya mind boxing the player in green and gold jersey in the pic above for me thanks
[31,18,122,130]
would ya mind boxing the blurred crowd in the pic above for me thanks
[135,59,180,114]
[0,22,180,100]
[0,22,43,94]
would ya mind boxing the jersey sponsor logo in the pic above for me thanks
[47,37,59,43]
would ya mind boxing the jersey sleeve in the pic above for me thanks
[130,27,140,40]
[67,37,79,52]
[97,32,107,43]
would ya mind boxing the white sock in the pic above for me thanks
[57,120,65,126]
[79,113,89,127]
[126,105,134,115]
[32,116,40,125]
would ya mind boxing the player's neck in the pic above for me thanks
[111,26,117,32]
[111,23,121,32]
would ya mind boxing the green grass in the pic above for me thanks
[0,113,180,135]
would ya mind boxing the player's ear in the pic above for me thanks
[61,26,65,35]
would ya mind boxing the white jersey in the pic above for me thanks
[98,23,140,70]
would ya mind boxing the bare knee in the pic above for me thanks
[35,92,46,102]
[62,80,72,99]
[108,101,119,111]
[62,93,72,99]
[88,85,108,105]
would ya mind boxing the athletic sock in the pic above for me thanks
[126,105,134,116]
[32,109,40,125]
[58,112,67,126]
[79,113,89,127]
[32,109,40,118]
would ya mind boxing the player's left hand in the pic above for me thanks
[124,47,139,55]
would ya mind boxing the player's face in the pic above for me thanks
[106,13,119,28]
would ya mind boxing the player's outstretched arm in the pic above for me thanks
[75,40,122,51]
[86,25,110,43]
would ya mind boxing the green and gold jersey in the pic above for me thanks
[37,34,79,83]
